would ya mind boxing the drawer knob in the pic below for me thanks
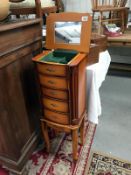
[48,80,55,85]
[51,103,58,108]
[50,91,57,95]
[46,68,55,73]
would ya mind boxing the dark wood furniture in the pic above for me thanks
[10,0,43,18]
[0,19,42,174]
[91,33,107,52]
[32,12,93,161]
[9,0,64,19]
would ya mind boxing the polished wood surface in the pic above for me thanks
[32,13,106,161]
[42,97,69,113]
[41,87,68,100]
[39,74,68,89]
[33,50,88,160]
[37,62,67,76]
[0,19,42,174]
[43,109,69,125]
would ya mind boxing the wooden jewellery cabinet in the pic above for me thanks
[33,12,92,160]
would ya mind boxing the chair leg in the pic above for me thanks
[41,121,50,152]
[72,129,78,161]
[92,11,95,21]
[98,11,103,34]
[80,118,85,145]
[92,11,96,33]
[121,10,125,32]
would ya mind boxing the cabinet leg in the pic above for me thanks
[80,118,85,145]
[41,121,50,152]
[54,129,59,136]
[72,129,78,161]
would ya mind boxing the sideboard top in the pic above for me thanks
[0,18,41,32]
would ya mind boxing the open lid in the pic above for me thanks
[46,12,92,53]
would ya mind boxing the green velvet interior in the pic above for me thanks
[40,49,78,64]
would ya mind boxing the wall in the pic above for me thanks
[62,0,92,13]
[62,0,131,12]
[126,0,131,9]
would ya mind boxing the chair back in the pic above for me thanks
[92,0,128,9]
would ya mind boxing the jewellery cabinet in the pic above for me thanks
[33,12,92,160]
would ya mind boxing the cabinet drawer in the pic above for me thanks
[39,74,68,90]
[41,87,68,100]
[44,109,69,124]
[42,97,69,113]
[37,63,67,76]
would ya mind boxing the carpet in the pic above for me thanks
[86,151,131,175]
[0,121,96,175]
[24,120,96,175]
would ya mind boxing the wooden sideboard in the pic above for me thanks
[0,19,42,174]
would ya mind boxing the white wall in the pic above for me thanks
[62,0,92,13]
[62,0,131,12]
[126,0,131,9]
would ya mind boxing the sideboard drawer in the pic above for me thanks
[37,63,67,76]
[42,97,69,113]
[44,109,69,124]
[41,87,68,100]
[39,74,68,90]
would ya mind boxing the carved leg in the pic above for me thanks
[41,121,50,152]
[72,129,78,161]
[80,118,85,145]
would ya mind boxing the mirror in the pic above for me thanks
[55,22,82,44]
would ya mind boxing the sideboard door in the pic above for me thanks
[0,19,42,174]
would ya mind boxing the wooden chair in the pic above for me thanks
[91,0,128,34]
[9,0,64,19]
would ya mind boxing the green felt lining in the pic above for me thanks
[40,49,78,64]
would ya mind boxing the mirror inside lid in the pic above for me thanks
[46,12,92,53]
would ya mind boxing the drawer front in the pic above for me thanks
[41,87,68,100]
[39,74,68,90]
[42,98,69,113]
[44,109,69,125]
[37,63,67,76]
